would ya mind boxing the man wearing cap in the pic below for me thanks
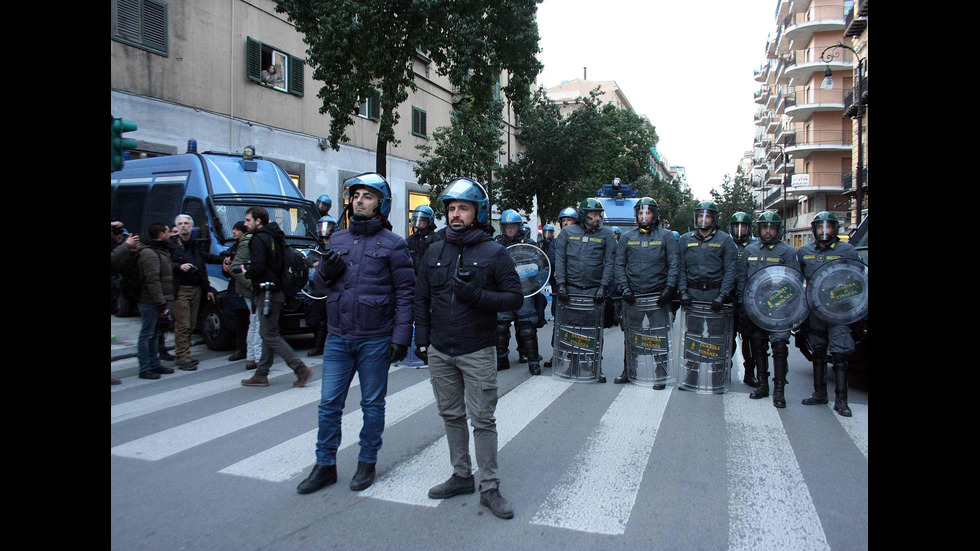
[414,177,523,520]
[296,173,415,495]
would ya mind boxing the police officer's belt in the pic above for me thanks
[687,279,721,290]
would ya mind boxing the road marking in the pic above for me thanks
[725,394,830,551]
[530,385,671,535]
[219,379,435,482]
[361,375,572,507]
[830,402,868,459]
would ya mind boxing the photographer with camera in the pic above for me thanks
[412,178,523,520]
[240,206,313,389]
[136,222,175,380]
[169,214,220,371]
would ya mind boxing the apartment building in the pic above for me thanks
[752,0,867,246]
[110,0,523,235]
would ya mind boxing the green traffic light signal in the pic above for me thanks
[111,116,138,172]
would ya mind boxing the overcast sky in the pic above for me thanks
[534,0,776,200]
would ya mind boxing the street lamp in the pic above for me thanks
[820,42,866,228]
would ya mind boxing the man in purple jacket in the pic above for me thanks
[297,173,415,495]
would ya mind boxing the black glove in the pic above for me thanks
[711,295,725,312]
[557,285,569,303]
[680,292,692,307]
[415,345,428,364]
[453,274,482,304]
[594,288,605,304]
[622,289,636,305]
[387,343,408,364]
[317,250,346,281]
[657,286,675,308]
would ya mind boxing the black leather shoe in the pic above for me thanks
[614,367,629,384]
[153,366,175,374]
[480,488,514,519]
[528,363,541,376]
[297,464,337,494]
[139,371,160,380]
[228,350,246,361]
[428,474,475,499]
[543,359,552,368]
[350,461,376,491]
[597,375,607,383]
[177,363,198,371]
[159,350,176,361]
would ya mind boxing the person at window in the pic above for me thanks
[261,64,283,86]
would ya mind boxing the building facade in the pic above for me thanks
[110,0,524,236]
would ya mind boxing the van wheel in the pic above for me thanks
[203,302,235,351]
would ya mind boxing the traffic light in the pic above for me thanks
[111,115,138,172]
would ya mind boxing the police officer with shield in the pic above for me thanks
[797,212,861,417]
[613,197,679,387]
[553,198,617,382]
[677,201,738,389]
[730,212,760,387]
[543,208,579,369]
[737,211,798,408]
[494,209,543,375]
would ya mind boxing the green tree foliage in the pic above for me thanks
[709,166,758,234]
[413,99,505,216]
[274,0,543,176]
[631,173,696,232]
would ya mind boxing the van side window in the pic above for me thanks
[111,184,149,235]
[146,183,184,231]
[181,197,209,237]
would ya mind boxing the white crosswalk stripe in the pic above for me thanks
[831,402,868,459]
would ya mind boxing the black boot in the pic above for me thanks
[771,342,788,408]
[802,351,829,405]
[350,461,376,491]
[741,338,758,387]
[832,354,852,417]
[307,325,327,357]
[297,464,337,494]
[496,322,511,371]
[614,364,629,384]
[749,340,770,400]
[517,323,541,376]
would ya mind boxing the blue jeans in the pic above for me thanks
[137,302,162,374]
[315,335,391,466]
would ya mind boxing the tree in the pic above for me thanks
[413,99,505,216]
[274,0,543,177]
[709,166,757,234]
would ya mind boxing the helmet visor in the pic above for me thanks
[731,222,749,239]
[694,209,715,229]
[318,220,336,237]
[411,212,430,228]
[813,219,837,241]
[636,204,657,226]
[757,221,780,241]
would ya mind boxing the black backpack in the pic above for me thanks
[275,235,309,295]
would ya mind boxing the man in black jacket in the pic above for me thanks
[169,214,219,371]
[414,178,523,520]
[240,206,313,388]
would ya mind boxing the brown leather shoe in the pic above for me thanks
[293,365,313,387]
[245,361,258,371]
[241,374,269,387]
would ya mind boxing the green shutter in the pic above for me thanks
[369,90,381,120]
[420,110,426,136]
[288,55,304,97]
[246,38,262,82]
[142,0,167,55]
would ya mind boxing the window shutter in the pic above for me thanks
[114,0,141,42]
[288,55,305,97]
[369,90,381,120]
[246,38,262,82]
[412,109,419,134]
[142,0,167,54]
[420,110,426,136]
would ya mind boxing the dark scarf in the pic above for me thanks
[444,225,487,246]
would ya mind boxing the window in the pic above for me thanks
[112,0,168,56]
[412,107,427,138]
[246,37,304,97]
[408,191,430,236]
[356,90,381,121]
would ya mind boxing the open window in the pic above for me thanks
[246,37,304,97]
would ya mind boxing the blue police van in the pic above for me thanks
[110,147,321,350]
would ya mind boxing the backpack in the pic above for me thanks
[276,236,309,295]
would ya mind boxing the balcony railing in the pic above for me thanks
[786,129,850,148]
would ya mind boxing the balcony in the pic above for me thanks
[843,64,868,117]
[783,5,846,47]
[841,165,869,196]
[785,88,846,121]
[784,129,851,158]
[764,186,789,209]
[844,0,868,38]
[786,171,848,195]
[784,48,854,86]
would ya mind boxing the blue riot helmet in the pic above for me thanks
[672,231,681,239]
[316,194,332,215]
[318,215,337,238]
[499,209,524,239]
[542,223,555,242]
[611,226,621,240]
[343,173,392,218]
[523,224,531,240]
[411,205,435,228]
[557,206,578,227]
[440,177,490,226]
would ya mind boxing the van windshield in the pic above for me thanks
[212,201,318,242]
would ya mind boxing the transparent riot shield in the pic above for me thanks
[297,248,328,300]
[673,301,734,394]
[743,265,809,332]
[622,293,673,387]
[552,294,604,383]
[805,258,868,325]
[507,243,552,298]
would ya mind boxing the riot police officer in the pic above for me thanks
[494,209,542,375]
[797,211,861,417]
[407,205,442,275]
[677,201,738,388]
[737,211,798,407]
[306,215,337,356]
[316,194,332,218]
[543,209,577,369]
[553,198,617,382]
[539,224,555,255]
[613,197,679,387]
[730,212,760,387]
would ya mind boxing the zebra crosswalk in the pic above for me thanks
[110,347,868,547]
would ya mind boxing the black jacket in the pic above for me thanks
[406,224,442,275]
[414,230,523,356]
[169,235,220,291]
[245,222,286,292]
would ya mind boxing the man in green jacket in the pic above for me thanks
[230,228,261,371]
[137,222,175,380]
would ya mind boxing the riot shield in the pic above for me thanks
[742,265,809,332]
[552,294,604,383]
[673,301,734,394]
[622,293,674,387]
[297,248,328,300]
[507,243,552,298]
[806,258,868,325]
